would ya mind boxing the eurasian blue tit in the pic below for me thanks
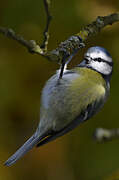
[4,46,113,166]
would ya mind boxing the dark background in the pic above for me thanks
[0,0,119,179]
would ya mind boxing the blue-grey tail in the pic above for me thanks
[4,133,44,166]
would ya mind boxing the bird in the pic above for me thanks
[4,46,113,166]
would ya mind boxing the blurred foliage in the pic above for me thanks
[104,169,119,180]
[0,0,119,180]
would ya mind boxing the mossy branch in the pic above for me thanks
[0,13,119,64]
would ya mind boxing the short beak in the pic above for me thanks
[78,60,86,67]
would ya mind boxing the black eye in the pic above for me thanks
[98,58,102,62]
[94,58,102,62]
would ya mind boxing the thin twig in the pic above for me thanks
[40,0,52,52]
[0,27,44,54]
[59,42,85,79]
[93,128,119,142]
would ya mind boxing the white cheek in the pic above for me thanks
[90,61,112,75]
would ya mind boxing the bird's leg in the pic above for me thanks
[59,48,79,79]
[59,36,85,79]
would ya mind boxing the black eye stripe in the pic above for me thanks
[84,56,113,66]
[94,58,113,66]
[94,58,102,62]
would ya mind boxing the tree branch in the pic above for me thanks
[0,13,119,63]
[0,27,44,54]
[93,128,119,142]
[46,12,119,63]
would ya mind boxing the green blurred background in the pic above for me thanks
[0,0,119,179]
